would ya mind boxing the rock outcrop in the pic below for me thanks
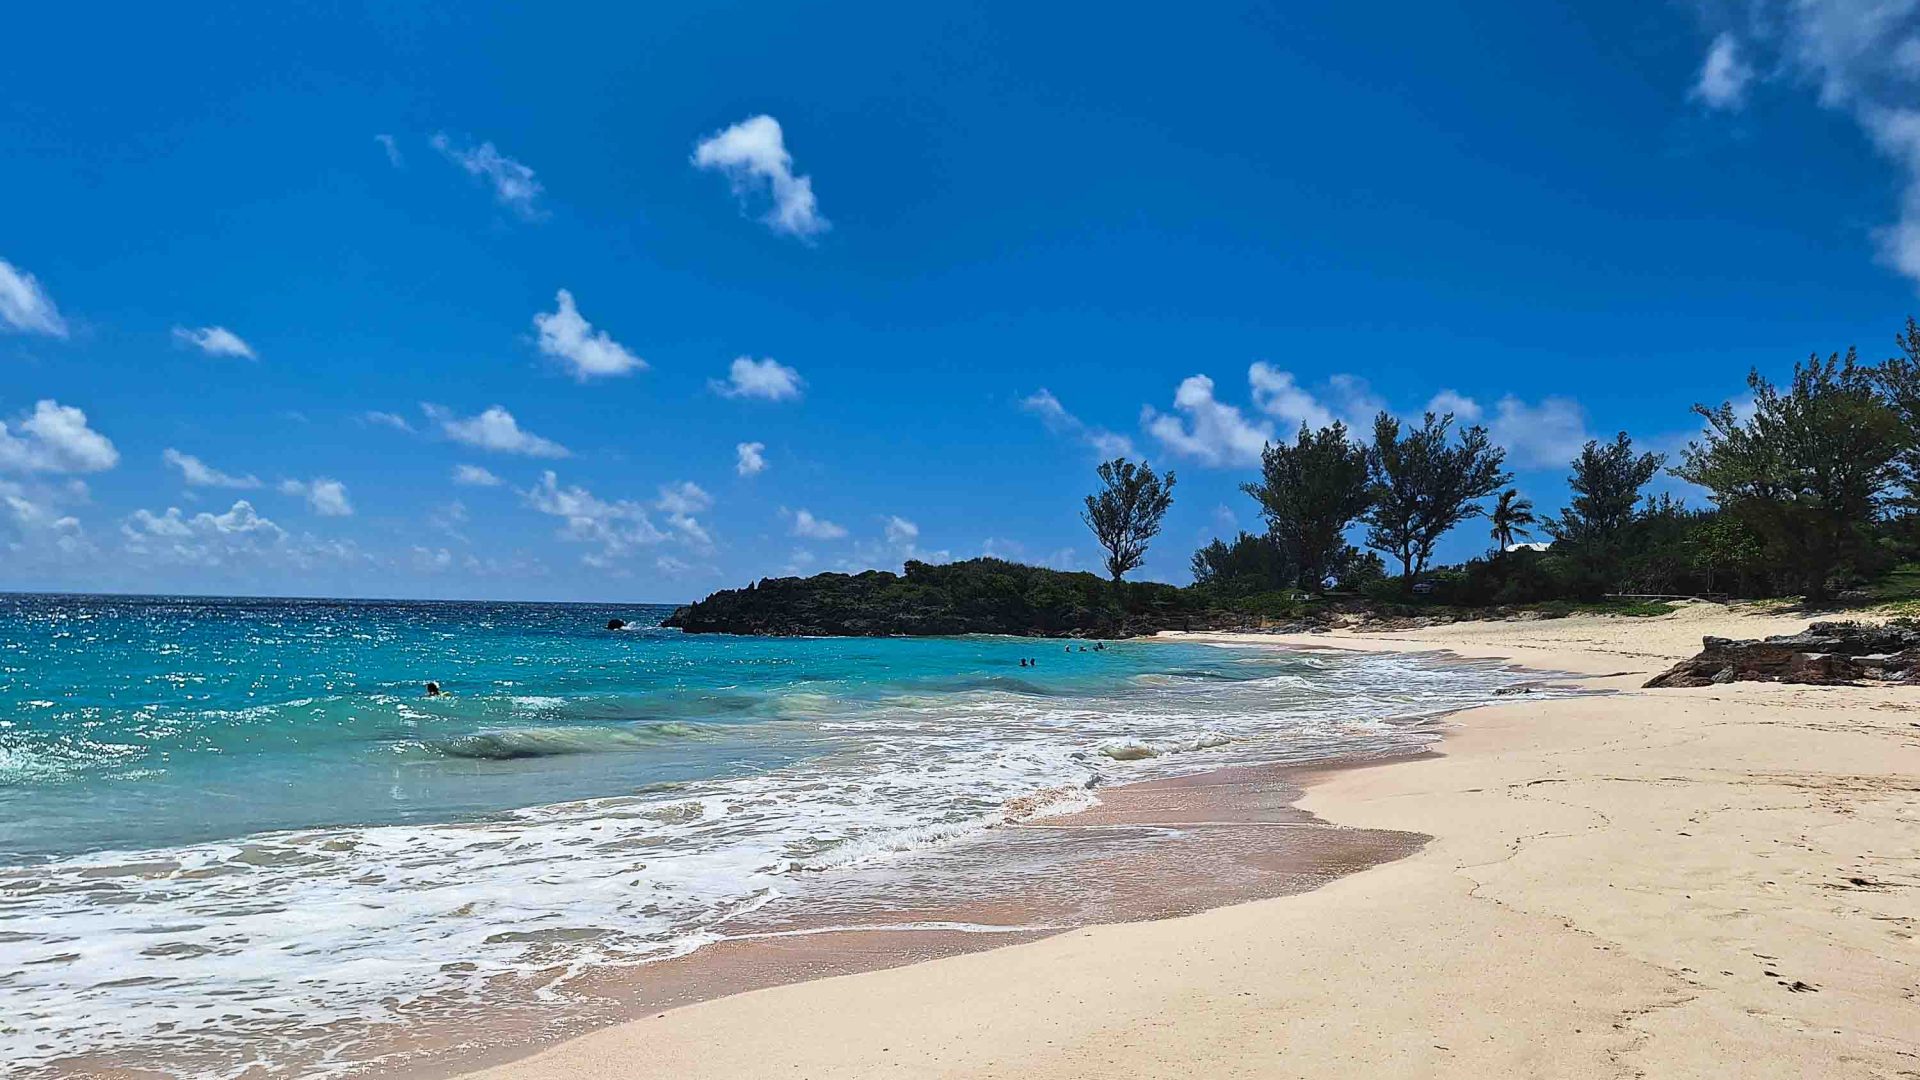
[1644,620,1920,688]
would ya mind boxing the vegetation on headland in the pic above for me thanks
[668,320,1920,637]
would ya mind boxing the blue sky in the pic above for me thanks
[3,1,1919,602]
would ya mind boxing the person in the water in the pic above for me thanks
[425,681,443,697]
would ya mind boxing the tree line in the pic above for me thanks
[1082,319,1920,606]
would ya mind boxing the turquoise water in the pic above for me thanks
[0,594,1537,1077]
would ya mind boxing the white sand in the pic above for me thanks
[452,604,1920,1079]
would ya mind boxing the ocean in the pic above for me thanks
[0,594,1542,1077]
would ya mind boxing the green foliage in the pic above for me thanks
[1190,531,1297,595]
[1547,433,1665,544]
[1082,457,1176,583]
[1361,410,1512,586]
[1878,317,1920,501]
[1489,489,1536,551]
[1540,433,1667,599]
[1675,351,1904,600]
[1241,422,1373,588]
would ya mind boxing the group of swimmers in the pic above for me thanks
[1017,642,1107,667]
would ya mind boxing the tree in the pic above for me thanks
[1546,433,1665,545]
[1674,350,1903,601]
[1489,489,1537,551]
[1082,457,1176,583]
[1241,422,1373,589]
[1876,316,1920,502]
[1190,532,1295,594]
[1362,411,1511,588]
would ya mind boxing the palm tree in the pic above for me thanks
[1490,488,1537,552]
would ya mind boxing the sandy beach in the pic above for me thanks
[451,603,1920,1080]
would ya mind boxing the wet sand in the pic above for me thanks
[389,758,1438,1078]
[444,603,1920,1080]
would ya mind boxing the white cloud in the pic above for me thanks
[654,481,716,546]
[451,463,502,487]
[422,403,569,457]
[1246,365,1335,430]
[116,498,368,572]
[1021,388,1136,458]
[364,411,413,432]
[692,114,828,238]
[0,400,119,474]
[162,448,261,489]
[1488,396,1590,470]
[1422,391,1590,470]
[431,133,544,219]
[884,515,919,545]
[1694,6,1920,286]
[532,289,646,380]
[0,257,68,337]
[171,325,257,360]
[1424,389,1483,421]
[712,356,804,401]
[1248,364,1385,432]
[1693,33,1756,109]
[655,481,713,515]
[375,133,403,167]
[278,476,354,516]
[0,478,91,563]
[735,440,767,477]
[412,546,454,572]
[522,470,668,562]
[1142,374,1272,468]
[126,500,282,542]
[787,507,847,540]
[430,499,469,540]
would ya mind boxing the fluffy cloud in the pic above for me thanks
[431,133,544,219]
[712,356,804,401]
[0,400,119,474]
[532,289,646,380]
[0,478,90,562]
[278,477,354,516]
[1142,374,1272,468]
[423,403,569,457]
[118,498,365,573]
[1692,4,1920,285]
[1692,33,1755,109]
[172,325,257,360]
[1021,389,1135,458]
[451,463,502,487]
[1248,364,1385,432]
[692,115,828,238]
[655,481,713,515]
[522,470,667,562]
[787,507,847,540]
[162,448,260,488]
[0,257,68,337]
[375,133,403,167]
[884,515,919,545]
[735,440,767,477]
[1424,389,1591,470]
[655,481,715,546]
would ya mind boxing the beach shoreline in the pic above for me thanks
[440,603,1920,1080]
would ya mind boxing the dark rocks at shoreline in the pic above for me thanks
[1644,620,1920,688]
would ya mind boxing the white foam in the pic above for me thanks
[0,649,1558,1077]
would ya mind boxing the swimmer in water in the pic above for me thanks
[425,681,443,697]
